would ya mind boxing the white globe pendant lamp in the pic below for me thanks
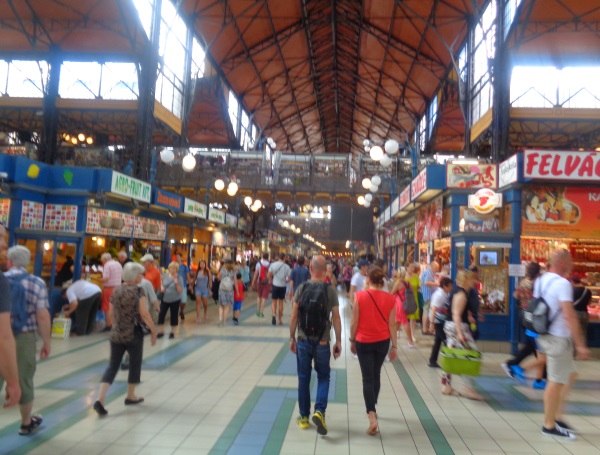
[384,139,400,155]
[364,201,371,208]
[370,145,384,161]
[380,154,393,167]
[227,181,238,195]
[244,196,253,206]
[182,154,196,172]
[363,139,370,146]
[361,178,371,189]
[214,179,225,191]
[365,193,373,202]
[160,148,175,164]
[357,195,365,205]
[371,175,382,186]
[370,184,379,193]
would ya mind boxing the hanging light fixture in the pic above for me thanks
[363,139,370,146]
[86,136,94,145]
[370,184,379,193]
[357,195,365,205]
[384,139,399,155]
[371,175,382,186]
[244,196,253,206]
[370,146,384,161]
[160,148,175,164]
[362,178,371,189]
[77,133,85,142]
[214,179,225,191]
[380,154,393,167]
[364,201,371,208]
[227,181,238,196]
[365,193,373,202]
[182,154,196,172]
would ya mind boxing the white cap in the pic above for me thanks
[140,254,155,263]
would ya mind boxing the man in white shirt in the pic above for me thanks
[349,259,369,306]
[64,280,102,336]
[268,253,291,325]
[535,250,590,440]
[427,277,453,367]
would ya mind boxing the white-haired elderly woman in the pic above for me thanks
[93,262,156,416]
[157,262,184,339]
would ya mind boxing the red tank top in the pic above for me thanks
[355,289,395,343]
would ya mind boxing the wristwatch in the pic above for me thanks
[289,338,296,342]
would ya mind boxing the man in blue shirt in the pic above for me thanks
[176,254,191,321]
[288,256,310,300]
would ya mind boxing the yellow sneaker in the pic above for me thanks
[312,411,327,435]
[296,415,310,429]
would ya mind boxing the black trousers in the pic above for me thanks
[507,334,547,379]
[429,323,446,365]
[74,292,101,335]
[158,300,181,327]
[101,336,144,384]
[355,339,390,413]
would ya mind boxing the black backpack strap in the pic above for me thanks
[365,291,388,325]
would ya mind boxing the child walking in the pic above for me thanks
[233,272,244,325]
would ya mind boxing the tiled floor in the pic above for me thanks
[1,293,600,455]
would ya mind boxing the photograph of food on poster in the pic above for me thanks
[447,164,497,189]
[461,208,500,233]
[133,216,166,241]
[86,208,134,237]
[522,186,600,238]
[415,197,442,242]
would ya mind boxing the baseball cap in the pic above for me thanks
[140,254,155,263]
[358,259,369,268]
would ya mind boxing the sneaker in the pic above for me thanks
[533,379,547,390]
[260,312,264,318]
[408,344,416,349]
[501,363,516,379]
[256,311,260,317]
[512,365,526,381]
[556,419,577,434]
[169,333,175,339]
[428,362,440,368]
[271,316,276,326]
[233,319,239,326]
[296,415,310,429]
[541,425,575,440]
[312,411,328,435]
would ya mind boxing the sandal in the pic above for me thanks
[19,415,43,435]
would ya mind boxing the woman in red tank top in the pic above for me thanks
[349,265,397,435]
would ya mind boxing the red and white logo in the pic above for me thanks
[468,188,503,214]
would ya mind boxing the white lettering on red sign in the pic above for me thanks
[524,150,600,181]
[399,186,411,210]
[411,168,427,200]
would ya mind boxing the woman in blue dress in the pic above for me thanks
[194,260,211,323]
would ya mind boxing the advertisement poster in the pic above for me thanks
[133,216,166,241]
[0,199,10,226]
[447,163,497,189]
[20,201,44,230]
[462,208,500,233]
[415,196,442,242]
[86,208,134,237]
[44,204,78,232]
[522,186,600,238]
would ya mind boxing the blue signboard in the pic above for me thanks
[152,187,183,211]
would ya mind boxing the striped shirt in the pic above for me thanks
[5,267,49,333]
[420,267,436,301]
[102,259,123,288]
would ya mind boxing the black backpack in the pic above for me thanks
[298,282,330,339]
[521,276,560,335]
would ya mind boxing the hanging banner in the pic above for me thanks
[446,163,497,189]
[415,196,442,242]
[208,208,225,224]
[0,199,10,226]
[184,198,207,219]
[399,186,411,211]
[225,213,237,227]
[522,186,600,238]
[44,204,78,232]
[524,150,600,181]
[110,171,151,203]
[86,208,134,237]
[132,216,166,241]
[20,201,44,230]
[499,154,518,188]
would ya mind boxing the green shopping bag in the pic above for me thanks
[440,345,482,376]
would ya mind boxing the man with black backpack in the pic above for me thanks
[289,255,342,436]
[534,250,590,441]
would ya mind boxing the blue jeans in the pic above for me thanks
[296,339,331,417]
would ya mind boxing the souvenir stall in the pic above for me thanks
[520,150,600,346]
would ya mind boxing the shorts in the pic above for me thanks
[101,287,115,312]
[233,300,243,312]
[257,282,271,299]
[423,300,431,318]
[195,287,210,298]
[272,285,286,300]
[537,334,575,384]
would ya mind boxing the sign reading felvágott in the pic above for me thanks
[524,150,600,181]
[184,198,206,219]
[208,207,225,224]
[111,172,151,202]
[411,167,428,200]
[499,154,518,188]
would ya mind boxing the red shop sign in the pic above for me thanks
[411,168,427,200]
[399,186,411,210]
[524,150,600,181]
